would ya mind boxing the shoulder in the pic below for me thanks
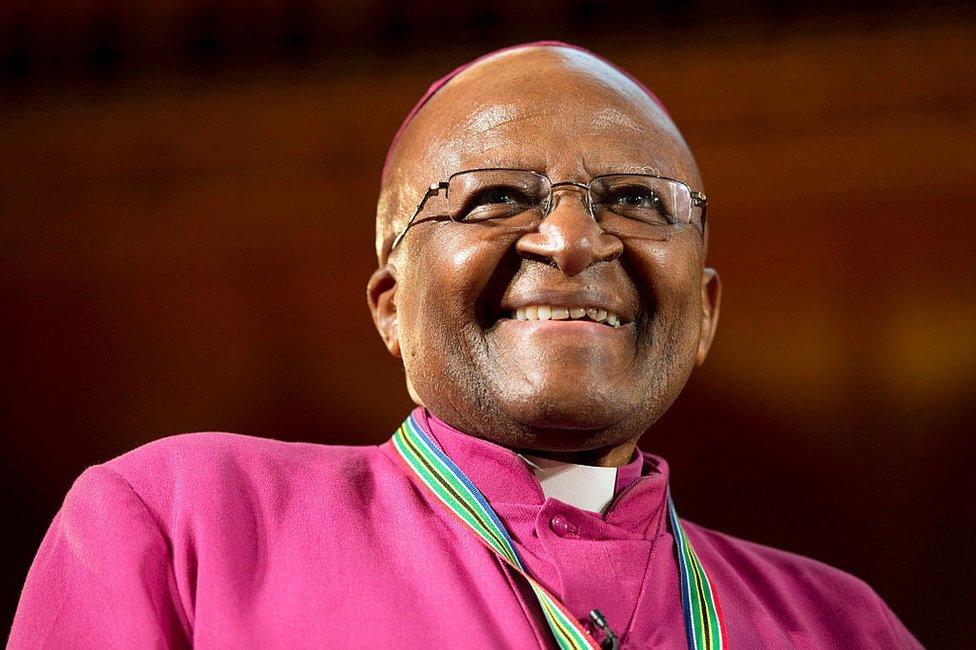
[685,521,878,597]
[106,430,375,474]
[106,430,378,480]
[683,521,922,648]
[97,431,392,522]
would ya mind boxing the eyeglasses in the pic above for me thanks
[389,167,707,252]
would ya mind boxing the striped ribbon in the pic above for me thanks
[667,493,726,649]
[391,413,726,649]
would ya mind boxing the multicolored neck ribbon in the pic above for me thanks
[391,413,726,649]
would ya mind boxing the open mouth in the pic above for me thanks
[503,305,625,327]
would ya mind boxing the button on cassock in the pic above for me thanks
[549,515,580,538]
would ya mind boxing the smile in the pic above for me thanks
[506,305,624,327]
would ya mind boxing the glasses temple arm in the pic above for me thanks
[390,182,448,251]
[691,191,707,239]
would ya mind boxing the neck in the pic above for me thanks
[513,439,637,468]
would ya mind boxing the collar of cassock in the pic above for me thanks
[417,407,671,540]
[518,452,641,516]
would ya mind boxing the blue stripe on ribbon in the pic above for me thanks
[405,414,527,569]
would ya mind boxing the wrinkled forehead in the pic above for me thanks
[383,43,690,184]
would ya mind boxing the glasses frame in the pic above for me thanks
[388,167,707,252]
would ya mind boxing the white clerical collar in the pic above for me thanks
[519,454,618,515]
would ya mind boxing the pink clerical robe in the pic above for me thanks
[10,407,921,648]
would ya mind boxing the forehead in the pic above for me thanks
[391,47,697,183]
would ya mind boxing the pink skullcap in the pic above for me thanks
[380,40,670,183]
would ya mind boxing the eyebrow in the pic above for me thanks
[579,159,666,179]
[599,162,662,176]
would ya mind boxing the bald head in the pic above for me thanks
[375,43,700,263]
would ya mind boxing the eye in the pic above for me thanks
[610,187,663,209]
[598,182,674,225]
[456,184,535,221]
[471,186,525,207]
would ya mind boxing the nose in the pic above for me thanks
[516,185,624,277]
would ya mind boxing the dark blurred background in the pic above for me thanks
[3,1,975,645]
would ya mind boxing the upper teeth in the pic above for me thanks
[513,305,622,327]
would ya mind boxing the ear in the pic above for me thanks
[696,267,721,366]
[367,265,401,358]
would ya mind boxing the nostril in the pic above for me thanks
[519,249,555,267]
[515,196,621,275]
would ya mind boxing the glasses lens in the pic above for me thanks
[447,170,551,222]
[590,175,693,227]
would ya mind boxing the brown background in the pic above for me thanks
[3,2,975,645]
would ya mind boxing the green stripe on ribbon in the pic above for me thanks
[394,426,514,561]
[670,493,726,650]
[398,420,522,564]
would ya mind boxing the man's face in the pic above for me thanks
[370,48,719,454]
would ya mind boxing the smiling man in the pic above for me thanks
[11,43,920,649]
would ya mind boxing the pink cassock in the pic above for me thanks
[10,407,921,648]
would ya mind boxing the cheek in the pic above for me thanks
[625,240,704,330]
[398,230,509,352]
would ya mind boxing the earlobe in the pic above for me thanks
[696,267,721,366]
[366,265,401,358]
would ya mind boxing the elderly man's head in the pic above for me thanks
[368,43,720,462]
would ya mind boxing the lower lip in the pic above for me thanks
[494,318,630,336]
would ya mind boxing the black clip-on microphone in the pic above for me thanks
[589,609,619,650]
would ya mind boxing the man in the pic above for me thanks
[10,42,920,648]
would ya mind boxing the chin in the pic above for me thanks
[499,386,630,436]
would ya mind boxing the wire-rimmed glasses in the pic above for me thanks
[389,167,707,252]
